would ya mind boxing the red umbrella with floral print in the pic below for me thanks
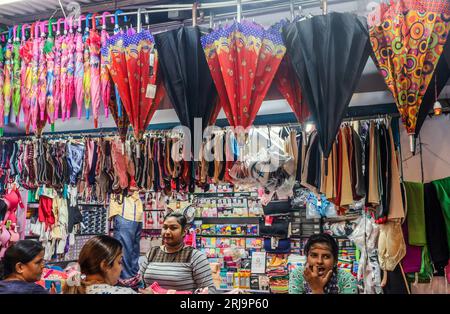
[74,15,85,120]
[368,0,450,153]
[89,13,101,128]
[37,22,48,122]
[65,17,76,120]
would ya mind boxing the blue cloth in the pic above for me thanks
[0,280,49,294]
[113,215,142,280]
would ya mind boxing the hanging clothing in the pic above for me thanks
[432,177,450,252]
[423,182,449,267]
[109,192,143,223]
[38,195,55,231]
[404,181,427,246]
[401,219,423,273]
[387,126,405,220]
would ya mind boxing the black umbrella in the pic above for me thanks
[415,36,450,139]
[154,26,218,189]
[282,13,371,171]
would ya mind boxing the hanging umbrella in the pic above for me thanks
[108,92,130,143]
[0,34,4,135]
[107,29,164,140]
[53,18,64,122]
[44,19,56,131]
[74,15,85,120]
[368,0,450,153]
[65,16,75,120]
[30,23,41,131]
[83,14,92,120]
[89,13,101,128]
[19,24,31,132]
[100,12,114,119]
[155,26,220,189]
[37,22,48,122]
[113,10,126,118]
[3,27,13,126]
[201,21,286,132]
[282,13,371,168]
[60,18,69,122]
[12,25,22,125]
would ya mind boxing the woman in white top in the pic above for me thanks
[63,235,136,294]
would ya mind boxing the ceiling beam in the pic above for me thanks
[2,0,170,25]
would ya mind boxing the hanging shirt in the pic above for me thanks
[109,191,143,223]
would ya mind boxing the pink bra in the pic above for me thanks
[0,224,10,246]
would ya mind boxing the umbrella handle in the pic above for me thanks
[78,14,85,32]
[56,17,65,35]
[92,13,99,31]
[7,27,13,42]
[34,23,40,39]
[64,17,68,35]
[13,25,17,41]
[114,10,127,29]
[48,18,55,37]
[102,11,114,29]
[67,16,74,33]
[85,13,92,31]
[40,21,47,37]
[22,24,29,40]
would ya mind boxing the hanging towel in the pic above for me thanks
[432,177,450,252]
[423,182,449,266]
[387,126,405,220]
[403,181,426,246]
[340,127,353,207]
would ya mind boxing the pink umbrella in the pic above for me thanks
[100,11,114,119]
[30,23,40,131]
[60,18,69,122]
[0,33,5,135]
[89,13,101,128]
[65,16,75,120]
[74,15,85,119]
[3,27,13,126]
[83,13,92,120]
[44,19,56,131]
[19,24,31,132]
[37,22,48,122]
[53,18,64,122]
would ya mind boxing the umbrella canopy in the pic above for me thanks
[74,16,85,120]
[0,35,4,134]
[83,14,92,120]
[3,28,13,125]
[53,18,64,122]
[37,22,48,122]
[107,29,164,140]
[282,12,371,163]
[65,17,76,120]
[12,25,21,123]
[201,21,286,132]
[44,19,56,130]
[30,23,41,131]
[100,12,114,119]
[19,24,31,132]
[89,13,101,128]
[60,19,70,122]
[368,0,450,152]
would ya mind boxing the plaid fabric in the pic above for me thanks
[147,246,194,263]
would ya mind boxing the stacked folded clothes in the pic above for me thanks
[267,254,289,294]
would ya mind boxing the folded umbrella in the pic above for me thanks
[83,14,92,120]
[0,34,4,135]
[100,12,114,119]
[19,24,31,132]
[37,22,48,122]
[60,19,70,122]
[74,15,85,120]
[30,23,41,131]
[65,16,76,120]
[12,25,21,124]
[44,19,56,131]
[3,27,13,126]
[89,13,101,128]
[53,18,64,122]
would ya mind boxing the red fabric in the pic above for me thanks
[274,56,310,122]
[3,189,24,224]
[38,196,55,231]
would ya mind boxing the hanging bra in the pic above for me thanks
[378,219,406,271]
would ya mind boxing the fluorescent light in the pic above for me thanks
[0,0,22,5]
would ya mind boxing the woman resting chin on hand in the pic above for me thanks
[289,233,358,294]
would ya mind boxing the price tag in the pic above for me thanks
[150,53,155,67]
[146,84,157,99]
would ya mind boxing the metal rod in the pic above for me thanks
[322,0,328,15]
[137,7,142,32]
[192,2,198,27]
[237,0,242,23]
[209,12,215,29]
[290,0,295,20]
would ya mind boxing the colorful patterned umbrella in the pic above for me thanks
[0,34,4,135]
[3,27,13,126]
[37,22,48,122]
[12,25,22,124]
[74,15,85,120]
[53,18,64,122]
[100,12,114,119]
[83,14,92,120]
[107,29,163,140]
[368,0,450,153]
[30,23,41,131]
[60,19,69,122]
[44,19,56,130]
[89,13,101,128]
[20,24,32,134]
[113,10,125,118]
[282,13,371,166]
[66,17,76,120]
[201,21,286,132]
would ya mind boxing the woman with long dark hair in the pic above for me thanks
[0,240,48,294]
[289,233,358,294]
[63,235,136,294]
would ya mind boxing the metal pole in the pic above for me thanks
[322,0,328,15]
[237,0,242,23]
[137,7,142,32]
[192,2,198,26]
[209,12,215,29]
[290,0,295,20]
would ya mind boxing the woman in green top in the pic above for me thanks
[289,233,358,294]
